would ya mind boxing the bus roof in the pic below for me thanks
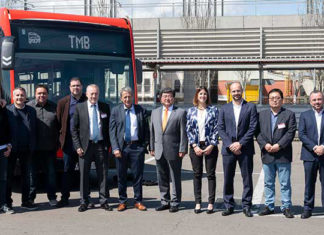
[1,8,130,30]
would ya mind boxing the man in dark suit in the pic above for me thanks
[257,88,296,218]
[71,84,111,212]
[150,88,188,213]
[56,77,87,207]
[299,90,324,219]
[6,87,37,210]
[218,82,257,217]
[109,87,149,212]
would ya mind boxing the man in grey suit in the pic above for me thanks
[71,84,111,212]
[150,87,188,213]
[256,88,296,218]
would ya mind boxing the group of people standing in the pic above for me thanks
[0,78,323,220]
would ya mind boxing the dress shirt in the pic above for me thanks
[314,108,323,145]
[270,111,279,138]
[87,101,103,141]
[124,105,138,141]
[162,105,173,122]
[233,100,243,132]
[197,108,207,142]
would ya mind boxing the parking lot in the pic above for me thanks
[1,141,323,235]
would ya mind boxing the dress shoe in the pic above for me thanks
[155,204,170,211]
[301,210,312,219]
[258,206,274,216]
[194,208,202,214]
[56,200,69,208]
[134,203,147,211]
[101,203,113,211]
[117,203,127,212]
[222,208,234,216]
[206,208,214,214]
[283,208,294,218]
[88,202,95,209]
[169,206,179,213]
[243,208,253,217]
[78,204,88,212]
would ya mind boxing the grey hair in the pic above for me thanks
[86,84,99,93]
[13,87,26,96]
[120,86,133,97]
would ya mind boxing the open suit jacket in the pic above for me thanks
[150,106,188,160]
[257,107,296,164]
[217,100,257,156]
[299,109,324,161]
[109,104,149,152]
[71,101,110,153]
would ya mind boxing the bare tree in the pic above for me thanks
[95,0,109,17]
[1,0,23,8]
[236,71,251,99]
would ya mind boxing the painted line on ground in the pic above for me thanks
[144,170,261,175]
[252,168,265,206]
[145,157,155,163]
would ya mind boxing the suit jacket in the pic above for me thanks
[109,104,149,152]
[71,101,111,153]
[56,94,86,149]
[299,109,324,161]
[186,105,219,147]
[0,106,10,146]
[256,107,296,164]
[218,100,257,156]
[150,105,188,160]
[6,104,37,152]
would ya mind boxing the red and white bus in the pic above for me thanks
[0,8,142,105]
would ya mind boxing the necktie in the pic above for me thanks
[125,109,131,142]
[92,104,99,142]
[162,107,168,131]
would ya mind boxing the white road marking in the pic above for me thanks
[252,168,265,207]
[145,157,155,163]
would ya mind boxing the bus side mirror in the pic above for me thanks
[1,36,15,70]
[135,59,142,84]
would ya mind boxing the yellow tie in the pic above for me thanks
[162,107,168,131]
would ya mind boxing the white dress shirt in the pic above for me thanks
[87,101,103,141]
[124,105,138,141]
[197,108,207,142]
[233,100,243,133]
[162,105,173,122]
[314,108,323,145]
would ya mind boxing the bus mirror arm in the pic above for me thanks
[1,36,16,70]
[135,59,142,84]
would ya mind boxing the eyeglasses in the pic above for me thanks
[269,97,282,101]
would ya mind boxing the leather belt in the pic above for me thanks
[124,140,139,145]
[199,141,206,146]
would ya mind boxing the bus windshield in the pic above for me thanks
[1,52,134,105]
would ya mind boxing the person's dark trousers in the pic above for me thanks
[189,146,218,204]
[156,154,182,207]
[6,151,32,206]
[0,155,8,208]
[30,151,57,201]
[303,159,324,211]
[222,153,253,209]
[115,143,145,204]
[60,149,78,201]
[79,141,109,205]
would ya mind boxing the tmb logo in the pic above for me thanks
[28,32,41,44]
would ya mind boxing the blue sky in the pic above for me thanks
[1,0,308,18]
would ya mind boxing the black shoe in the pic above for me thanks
[56,200,69,208]
[283,208,294,218]
[78,204,88,212]
[21,202,38,211]
[243,208,253,217]
[101,203,113,211]
[88,202,95,209]
[222,208,234,216]
[258,206,275,216]
[155,204,170,211]
[169,206,179,213]
[206,208,214,214]
[194,208,202,214]
[301,210,312,219]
